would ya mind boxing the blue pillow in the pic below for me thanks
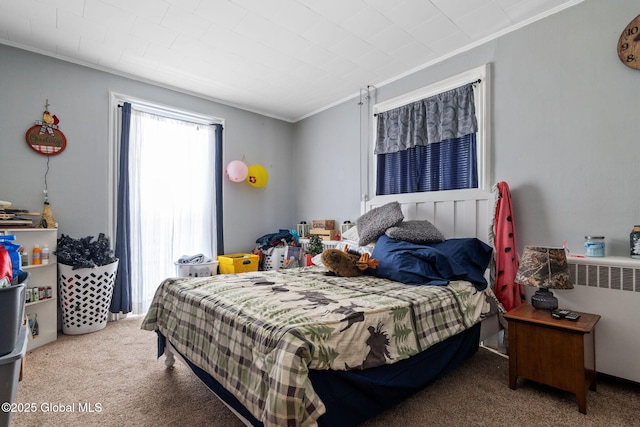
[370,235,493,290]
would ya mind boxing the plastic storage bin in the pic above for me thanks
[0,325,28,427]
[174,261,219,277]
[0,283,25,357]
[58,260,118,335]
[217,253,259,274]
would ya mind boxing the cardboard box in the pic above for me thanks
[217,253,260,274]
[310,229,338,240]
[312,220,335,230]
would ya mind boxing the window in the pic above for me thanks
[109,94,223,315]
[371,64,490,196]
[376,133,477,194]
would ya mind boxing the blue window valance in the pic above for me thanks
[375,83,477,155]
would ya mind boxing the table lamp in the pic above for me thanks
[514,246,573,310]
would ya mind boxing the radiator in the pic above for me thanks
[558,256,640,382]
[568,256,640,291]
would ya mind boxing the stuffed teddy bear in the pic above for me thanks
[321,246,378,277]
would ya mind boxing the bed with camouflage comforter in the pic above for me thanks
[142,265,501,426]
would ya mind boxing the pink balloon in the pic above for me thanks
[226,160,248,182]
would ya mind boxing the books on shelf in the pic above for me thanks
[0,209,40,227]
[0,219,34,226]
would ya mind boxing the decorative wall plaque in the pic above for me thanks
[25,100,66,156]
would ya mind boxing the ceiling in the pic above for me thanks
[0,0,582,122]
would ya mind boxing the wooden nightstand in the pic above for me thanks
[504,303,601,414]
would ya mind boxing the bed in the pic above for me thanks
[141,190,505,426]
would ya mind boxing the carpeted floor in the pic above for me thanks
[9,316,640,427]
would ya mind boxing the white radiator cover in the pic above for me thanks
[298,239,339,252]
[554,256,640,382]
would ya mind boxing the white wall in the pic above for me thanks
[296,0,640,256]
[2,0,638,381]
[294,0,640,381]
[492,0,640,256]
[292,99,362,226]
[0,44,295,254]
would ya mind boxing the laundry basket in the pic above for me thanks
[174,260,218,277]
[58,260,118,335]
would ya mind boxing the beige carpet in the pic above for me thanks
[9,316,640,427]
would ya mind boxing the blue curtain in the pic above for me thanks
[111,102,132,314]
[214,123,224,254]
[375,83,477,154]
[376,133,477,195]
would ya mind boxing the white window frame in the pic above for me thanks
[107,92,224,241]
[367,63,491,200]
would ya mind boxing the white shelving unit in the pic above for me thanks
[1,228,58,350]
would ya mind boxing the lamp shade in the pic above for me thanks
[515,246,573,310]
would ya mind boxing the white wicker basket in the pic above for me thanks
[174,261,218,277]
[58,260,118,335]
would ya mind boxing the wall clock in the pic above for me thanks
[618,13,640,70]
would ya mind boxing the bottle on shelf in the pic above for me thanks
[32,244,42,265]
[20,246,28,267]
[41,244,49,265]
[631,226,640,259]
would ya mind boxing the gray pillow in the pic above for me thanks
[357,201,404,245]
[385,220,445,244]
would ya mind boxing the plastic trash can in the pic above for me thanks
[0,282,26,357]
[0,325,28,427]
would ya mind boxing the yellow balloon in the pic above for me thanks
[246,164,268,188]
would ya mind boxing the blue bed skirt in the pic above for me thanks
[157,322,480,426]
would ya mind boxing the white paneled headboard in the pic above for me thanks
[363,189,495,245]
[365,189,500,343]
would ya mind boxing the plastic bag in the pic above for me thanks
[283,245,304,268]
[264,246,286,270]
[0,245,12,285]
[0,234,23,280]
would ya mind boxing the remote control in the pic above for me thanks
[565,312,581,321]
[552,309,568,319]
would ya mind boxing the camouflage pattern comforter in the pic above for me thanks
[141,266,496,426]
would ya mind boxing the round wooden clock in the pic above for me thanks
[618,13,640,70]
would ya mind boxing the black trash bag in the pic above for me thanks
[55,233,117,270]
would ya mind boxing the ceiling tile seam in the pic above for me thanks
[3,0,587,123]
[294,0,585,122]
